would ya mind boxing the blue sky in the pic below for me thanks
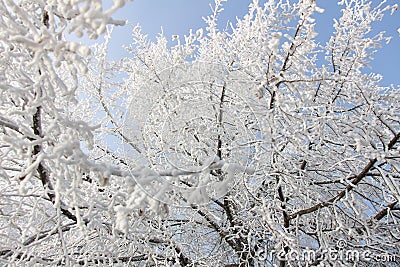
[104,0,399,85]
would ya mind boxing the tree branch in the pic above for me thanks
[289,131,400,220]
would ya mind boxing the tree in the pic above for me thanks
[1,0,399,266]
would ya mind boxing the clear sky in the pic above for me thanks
[104,0,400,86]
